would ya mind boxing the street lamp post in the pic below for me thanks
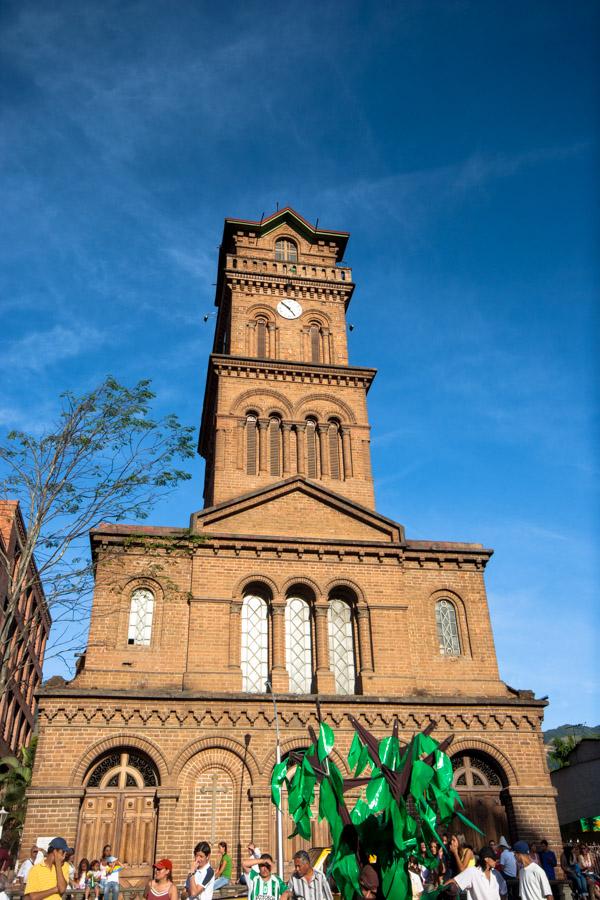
[266,681,284,879]
[0,806,8,843]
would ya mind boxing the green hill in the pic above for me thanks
[543,724,600,744]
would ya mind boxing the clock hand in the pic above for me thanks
[282,301,294,314]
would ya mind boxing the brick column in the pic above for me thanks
[295,424,306,474]
[282,423,292,476]
[322,328,331,363]
[228,600,242,676]
[267,323,276,359]
[314,601,335,693]
[250,789,272,856]
[258,419,269,473]
[247,321,256,356]
[341,427,353,478]
[154,789,181,877]
[237,419,245,470]
[503,785,562,848]
[317,425,330,477]
[22,787,84,858]
[356,606,374,692]
[270,602,288,692]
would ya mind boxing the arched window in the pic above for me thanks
[85,748,159,788]
[285,596,312,693]
[241,593,269,693]
[269,415,282,476]
[328,419,342,480]
[127,589,154,646]
[328,599,355,695]
[246,413,258,475]
[275,238,298,262]
[256,316,268,358]
[435,599,461,656]
[306,418,318,478]
[309,323,321,363]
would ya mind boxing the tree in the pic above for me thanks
[0,737,37,851]
[0,376,195,695]
[548,734,579,769]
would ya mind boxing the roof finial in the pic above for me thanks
[276,201,279,211]
[314,217,319,231]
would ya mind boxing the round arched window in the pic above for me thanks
[85,749,159,789]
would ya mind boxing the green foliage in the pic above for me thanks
[0,738,37,851]
[548,735,579,770]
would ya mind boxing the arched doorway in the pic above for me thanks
[451,751,511,846]
[76,748,159,886]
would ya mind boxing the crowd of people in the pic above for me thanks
[0,833,597,900]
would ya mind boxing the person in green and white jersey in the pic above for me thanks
[241,854,289,900]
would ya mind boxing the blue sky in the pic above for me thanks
[0,0,597,729]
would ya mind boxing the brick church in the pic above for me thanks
[22,208,561,883]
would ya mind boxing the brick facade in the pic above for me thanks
[22,207,561,882]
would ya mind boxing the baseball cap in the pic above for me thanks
[107,857,117,864]
[153,859,173,871]
[513,841,530,854]
[48,838,74,854]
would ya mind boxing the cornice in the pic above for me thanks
[209,354,377,387]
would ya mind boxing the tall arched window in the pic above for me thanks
[328,419,342,479]
[275,238,298,262]
[435,599,461,656]
[256,316,268,358]
[241,593,269,693]
[309,323,321,363]
[306,418,318,478]
[285,596,312,693]
[269,415,282,476]
[127,589,154,646]
[328,599,355,695]
[246,413,258,475]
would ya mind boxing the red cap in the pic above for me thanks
[153,860,172,872]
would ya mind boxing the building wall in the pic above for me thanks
[551,740,600,825]
[0,500,50,755]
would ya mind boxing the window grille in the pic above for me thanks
[435,599,461,656]
[306,420,318,478]
[86,749,158,788]
[285,597,312,693]
[241,594,269,693]
[246,415,258,475]
[275,238,298,262]
[269,417,281,476]
[328,599,355,695]
[127,589,154,646]
[329,422,341,479]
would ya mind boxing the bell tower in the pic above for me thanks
[199,207,378,510]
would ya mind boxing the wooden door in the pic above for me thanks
[451,753,509,846]
[77,793,120,861]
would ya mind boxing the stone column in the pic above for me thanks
[270,602,289,692]
[247,321,256,356]
[282,423,292,476]
[296,423,306,474]
[317,425,330,477]
[267,323,276,359]
[341,427,353,478]
[313,601,336,693]
[322,328,331,363]
[356,606,374,674]
[258,419,269,473]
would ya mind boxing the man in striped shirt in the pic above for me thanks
[287,851,333,900]
[242,853,289,900]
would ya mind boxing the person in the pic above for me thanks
[287,849,332,900]
[0,874,10,900]
[213,842,232,891]
[448,846,501,900]
[104,856,122,900]
[560,845,588,898]
[16,847,41,885]
[492,867,507,897]
[449,835,475,873]
[74,860,90,891]
[357,865,379,900]
[242,853,288,900]
[513,841,553,900]
[146,859,178,900]
[529,844,540,867]
[408,857,424,899]
[489,842,500,862]
[537,842,557,884]
[24,837,73,900]
[497,839,517,880]
[239,843,262,886]
[187,842,215,900]
[87,861,103,899]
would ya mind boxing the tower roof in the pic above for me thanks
[221,206,350,259]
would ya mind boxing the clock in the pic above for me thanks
[276,298,303,319]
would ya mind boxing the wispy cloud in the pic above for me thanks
[1,325,106,372]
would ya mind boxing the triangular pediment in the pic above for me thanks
[222,207,349,258]
[191,477,404,544]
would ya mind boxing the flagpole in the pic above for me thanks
[267,680,284,878]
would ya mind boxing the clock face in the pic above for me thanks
[276,298,303,319]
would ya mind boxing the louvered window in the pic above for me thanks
[435,599,461,656]
[127,588,154,645]
[275,238,298,262]
[241,594,269,693]
[246,415,258,475]
[329,421,341,479]
[328,599,355,695]
[306,420,318,478]
[256,318,267,358]
[269,416,281,476]
[285,597,312,693]
[310,324,321,363]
